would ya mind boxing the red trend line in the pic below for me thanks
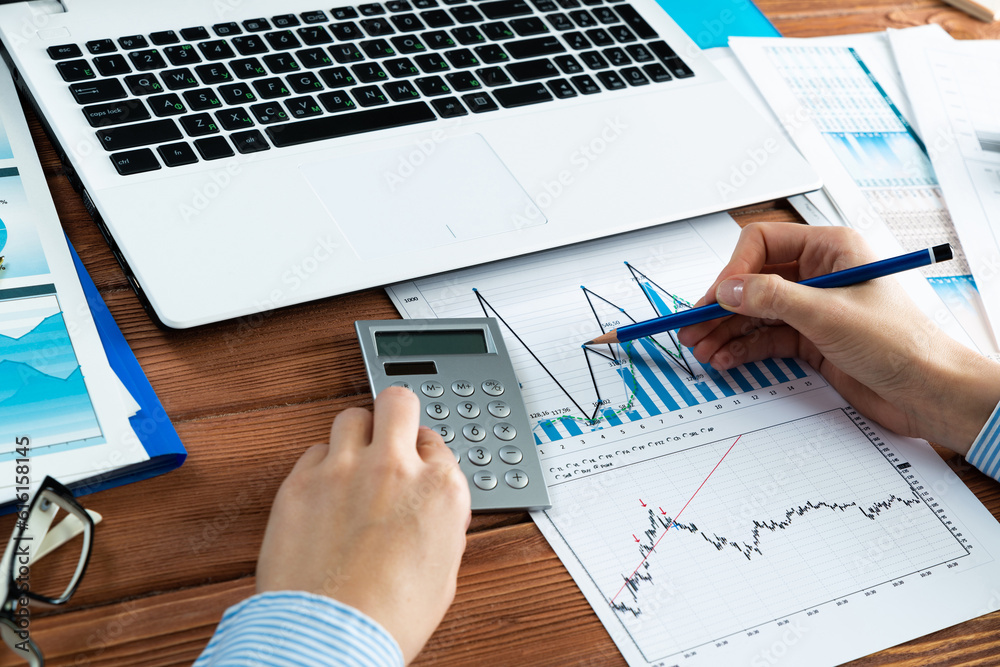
[610,434,743,603]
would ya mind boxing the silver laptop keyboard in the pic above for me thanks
[46,2,694,176]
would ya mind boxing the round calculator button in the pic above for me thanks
[487,400,511,418]
[467,445,491,465]
[451,380,475,397]
[493,423,517,441]
[504,469,529,489]
[390,381,413,390]
[463,423,486,442]
[498,445,522,465]
[482,379,504,396]
[432,423,455,443]
[421,381,444,398]
[456,401,480,419]
[426,402,450,420]
[473,470,498,490]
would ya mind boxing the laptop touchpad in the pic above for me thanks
[300,133,546,260]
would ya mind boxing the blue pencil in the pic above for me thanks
[585,244,953,346]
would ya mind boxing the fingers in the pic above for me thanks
[371,386,423,458]
[415,426,456,465]
[699,324,803,370]
[329,407,373,452]
[288,443,330,477]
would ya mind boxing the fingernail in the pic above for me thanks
[717,279,744,308]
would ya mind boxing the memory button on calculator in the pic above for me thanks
[463,424,486,442]
[487,400,510,418]
[390,380,413,389]
[505,469,529,488]
[452,380,475,396]
[498,445,522,464]
[421,381,444,397]
[457,401,480,418]
[493,423,516,440]
[473,471,498,490]
[432,424,455,442]
[482,379,504,395]
[467,445,491,464]
[427,402,450,419]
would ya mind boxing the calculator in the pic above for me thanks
[356,318,551,512]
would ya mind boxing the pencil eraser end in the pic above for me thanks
[932,244,953,263]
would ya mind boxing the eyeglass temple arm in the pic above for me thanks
[33,510,102,564]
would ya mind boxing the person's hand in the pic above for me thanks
[256,387,472,663]
[677,222,1000,455]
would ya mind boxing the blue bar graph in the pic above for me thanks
[727,368,754,392]
[783,358,808,379]
[637,339,699,407]
[762,359,789,384]
[693,382,717,401]
[619,368,661,417]
[563,418,583,436]
[540,420,561,441]
[604,409,623,426]
[700,362,735,397]
[743,362,772,387]
[626,410,642,421]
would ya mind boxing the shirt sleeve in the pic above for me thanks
[193,591,405,667]
[965,400,1000,481]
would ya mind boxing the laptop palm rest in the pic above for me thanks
[300,133,546,260]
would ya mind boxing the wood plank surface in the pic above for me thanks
[2,1,999,665]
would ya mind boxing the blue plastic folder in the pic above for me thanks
[655,0,780,49]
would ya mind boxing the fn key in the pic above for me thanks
[110,148,160,175]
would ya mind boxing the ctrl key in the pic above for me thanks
[110,148,160,175]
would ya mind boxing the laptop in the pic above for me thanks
[0,0,820,328]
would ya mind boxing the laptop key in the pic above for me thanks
[506,36,564,59]
[158,142,199,167]
[180,27,211,41]
[554,54,582,73]
[150,30,180,45]
[48,44,82,60]
[494,81,552,107]
[149,93,187,116]
[319,67,357,88]
[250,102,291,124]
[421,10,454,27]
[620,66,648,86]
[57,60,95,82]
[451,5,484,23]
[445,48,480,68]
[318,90,357,112]
[452,26,485,45]
[547,77,576,98]
[298,25,334,45]
[362,39,397,58]
[194,136,235,160]
[243,18,272,32]
[506,57,556,81]
[475,66,511,86]
[392,13,426,31]
[180,113,220,136]
[332,6,361,19]
[163,68,199,90]
[83,100,150,127]
[124,73,163,95]
[509,17,548,35]
[232,35,269,55]
[264,53,301,73]
[546,13,574,31]
[266,101,436,147]
[196,63,233,85]
[392,35,428,54]
[214,23,242,37]
[625,43,653,62]
[664,57,693,78]
[86,39,117,55]
[481,22,515,40]
[385,80,421,101]
[199,40,236,61]
[331,44,365,63]
[480,0,532,19]
[111,148,160,175]
[570,73,599,94]
[297,48,334,68]
[266,30,302,50]
[593,7,619,23]
[462,91,498,112]
[286,96,324,118]
[608,25,636,43]
[431,96,467,117]
[642,62,671,82]
[70,79,127,104]
[603,46,629,66]
[272,14,300,27]
[569,10,597,27]
[415,75,451,95]
[94,55,132,76]
[585,28,613,46]
[596,69,625,89]
[118,35,148,50]
[359,2,387,15]
[97,119,183,151]
[128,49,167,71]
[331,22,364,40]
[385,58,420,77]
[220,82,258,105]
[564,32,590,49]
[612,4,656,39]
[164,44,201,66]
[216,107,255,130]
[183,88,222,110]
[353,62,389,83]
[422,31,456,49]
[288,72,324,93]
[302,10,329,23]
[415,53,449,73]
[232,58,268,79]
[353,85,389,106]
[475,44,509,64]
[253,78,291,98]
[231,130,271,153]
[446,71,481,90]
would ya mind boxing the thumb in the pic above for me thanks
[716,274,828,337]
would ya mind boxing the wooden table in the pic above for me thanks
[5,2,1000,665]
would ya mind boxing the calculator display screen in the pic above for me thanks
[375,330,488,356]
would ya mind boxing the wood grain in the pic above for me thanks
[4,2,999,666]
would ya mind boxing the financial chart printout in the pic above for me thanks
[389,215,1000,666]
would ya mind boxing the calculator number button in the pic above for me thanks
[451,380,475,396]
[505,469,529,489]
[432,423,455,442]
[426,402,450,420]
[467,444,491,464]
[493,423,516,441]
[421,381,444,397]
[474,470,498,490]
[391,380,413,390]
[463,424,487,442]
[487,400,510,418]
[498,445,522,464]
[456,400,480,419]
[482,379,504,396]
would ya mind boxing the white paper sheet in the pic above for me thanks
[388,214,1000,667]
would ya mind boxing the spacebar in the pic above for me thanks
[267,102,437,148]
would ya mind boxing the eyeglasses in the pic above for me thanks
[0,477,100,667]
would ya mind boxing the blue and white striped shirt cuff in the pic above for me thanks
[966,401,1000,481]
[194,591,404,667]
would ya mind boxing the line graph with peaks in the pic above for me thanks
[542,409,968,662]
